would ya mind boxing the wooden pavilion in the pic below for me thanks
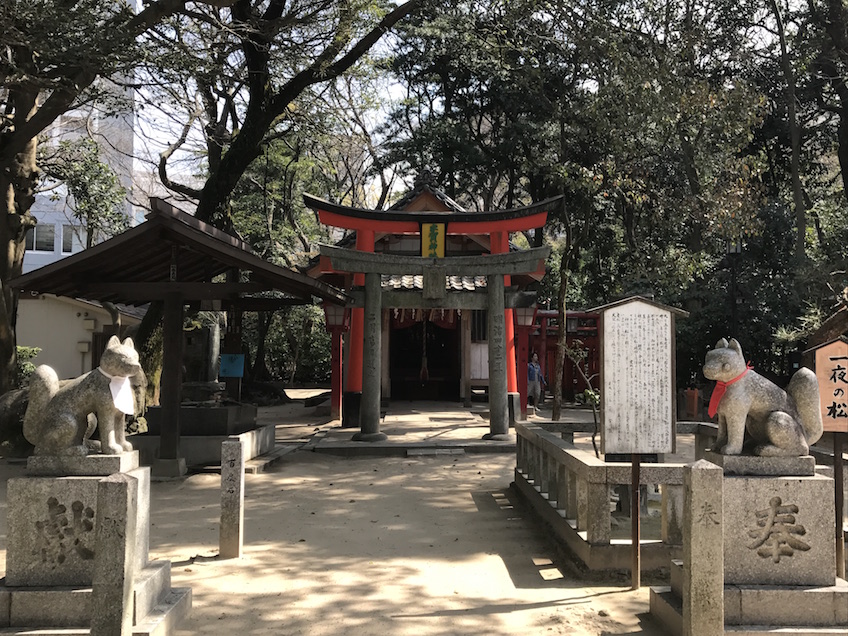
[11,198,349,475]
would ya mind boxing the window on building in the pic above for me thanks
[62,225,83,253]
[471,310,488,342]
[25,224,56,252]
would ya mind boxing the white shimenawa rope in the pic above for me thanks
[97,367,135,415]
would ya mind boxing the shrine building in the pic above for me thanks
[305,180,561,441]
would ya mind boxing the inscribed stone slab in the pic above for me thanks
[6,476,101,586]
[724,474,835,586]
[683,460,723,636]
[219,440,244,559]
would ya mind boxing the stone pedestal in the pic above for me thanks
[650,455,848,635]
[0,451,191,634]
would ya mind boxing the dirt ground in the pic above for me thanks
[0,397,670,636]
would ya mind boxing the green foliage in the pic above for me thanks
[242,306,331,384]
[15,346,40,389]
[377,0,848,396]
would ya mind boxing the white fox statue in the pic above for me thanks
[24,336,141,456]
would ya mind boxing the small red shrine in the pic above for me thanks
[305,179,560,439]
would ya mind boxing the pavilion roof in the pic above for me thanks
[11,198,349,307]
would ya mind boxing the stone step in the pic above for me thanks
[669,558,683,597]
[648,586,682,636]
[726,580,848,627]
[726,628,848,635]
[651,581,848,635]
[1,561,173,630]
[133,561,172,625]
[132,587,192,636]
[0,587,191,636]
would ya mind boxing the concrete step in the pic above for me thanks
[726,580,848,627]
[0,587,191,636]
[133,561,171,625]
[244,444,301,473]
[649,586,682,636]
[132,587,192,636]
[669,559,683,597]
[726,628,848,635]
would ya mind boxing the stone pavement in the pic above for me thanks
[256,392,599,462]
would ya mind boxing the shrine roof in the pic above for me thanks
[387,183,465,213]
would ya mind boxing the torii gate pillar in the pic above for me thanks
[353,272,387,441]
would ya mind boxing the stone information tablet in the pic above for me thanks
[601,299,674,454]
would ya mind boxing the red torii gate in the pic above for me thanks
[304,192,560,438]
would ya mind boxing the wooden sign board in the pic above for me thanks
[814,339,848,434]
[420,223,445,258]
[600,299,676,455]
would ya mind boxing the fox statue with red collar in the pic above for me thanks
[703,338,823,457]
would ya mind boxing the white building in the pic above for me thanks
[23,88,139,274]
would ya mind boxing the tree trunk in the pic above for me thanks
[552,246,573,422]
[770,0,807,262]
[251,311,275,381]
[0,87,39,395]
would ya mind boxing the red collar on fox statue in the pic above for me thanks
[708,363,753,418]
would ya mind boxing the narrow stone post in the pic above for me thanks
[585,480,611,544]
[683,459,723,636]
[354,272,387,441]
[91,473,138,636]
[485,273,510,439]
[220,439,245,559]
[661,483,685,545]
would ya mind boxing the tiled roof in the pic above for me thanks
[381,274,487,291]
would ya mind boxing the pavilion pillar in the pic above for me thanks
[484,274,510,439]
[344,229,375,428]
[353,272,387,442]
[154,291,187,477]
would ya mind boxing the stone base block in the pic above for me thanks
[26,451,139,477]
[0,564,187,633]
[7,587,91,627]
[704,452,816,476]
[725,579,848,627]
[724,474,835,586]
[6,468,151,588]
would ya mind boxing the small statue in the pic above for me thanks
[23,336,141,456]
[703,338,823,456]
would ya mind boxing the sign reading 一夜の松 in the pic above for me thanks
[814,339,848,434]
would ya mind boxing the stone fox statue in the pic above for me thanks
[24,336,141,456]
[703,338,823,457]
